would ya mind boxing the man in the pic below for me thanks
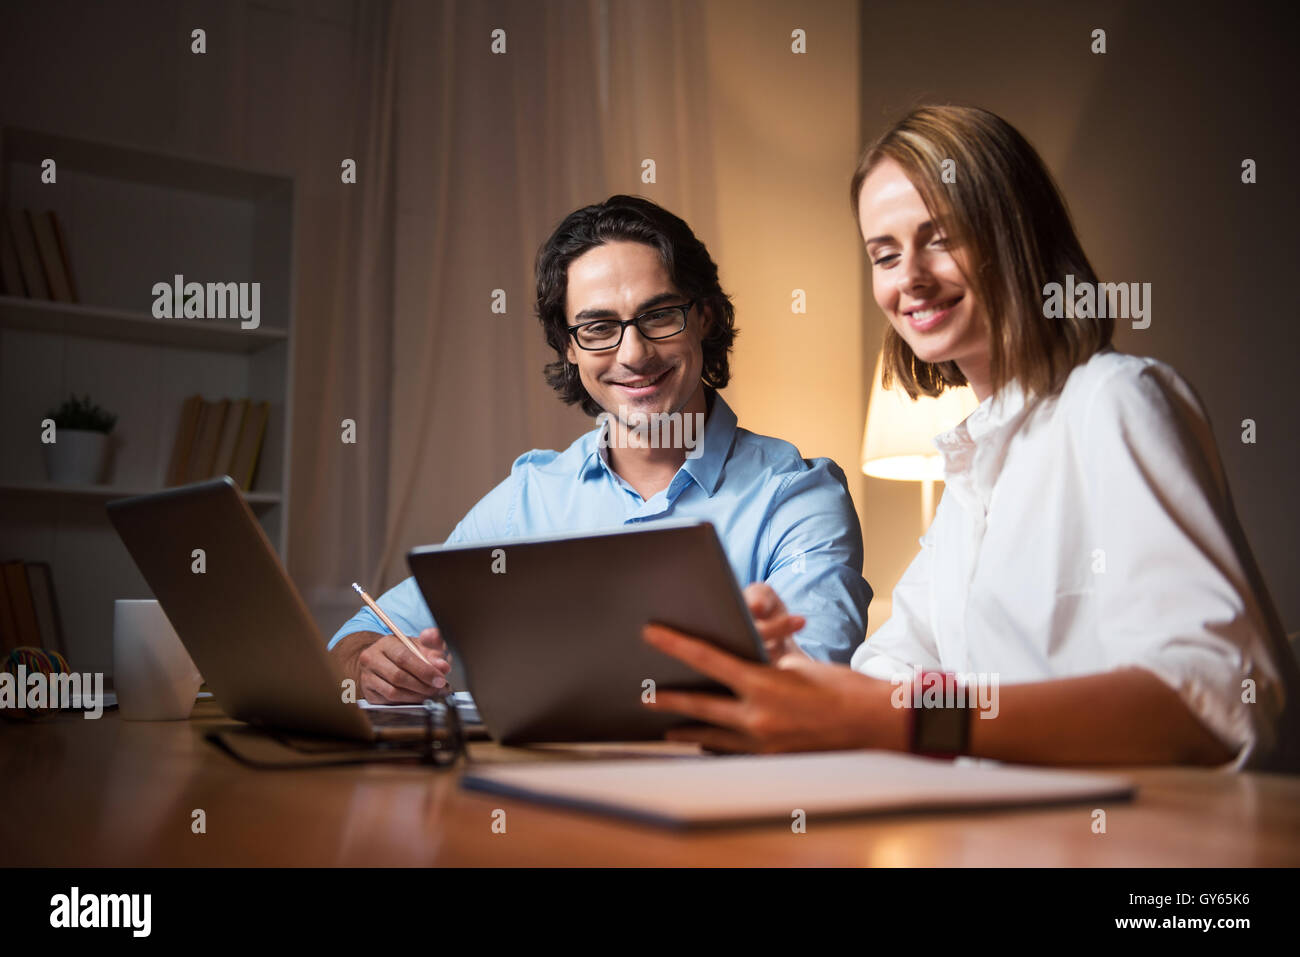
[329,195,871,704]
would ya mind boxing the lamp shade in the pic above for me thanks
[861,351,979,481]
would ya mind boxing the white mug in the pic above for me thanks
[113,599,202,720]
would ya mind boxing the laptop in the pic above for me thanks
[407,520,767,744]
[107,477,479,743]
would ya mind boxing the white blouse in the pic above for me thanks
[851,349,1299,770]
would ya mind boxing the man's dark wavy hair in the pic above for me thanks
[536,195,737,417]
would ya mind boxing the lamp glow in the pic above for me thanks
[861,351,979,528]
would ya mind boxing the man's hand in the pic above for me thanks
[344,628,453,704]
[641,622,904,754]
[743,582,806,664]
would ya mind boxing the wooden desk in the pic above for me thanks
[3,700,1299,866]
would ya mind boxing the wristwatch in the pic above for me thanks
[908,670,973,759]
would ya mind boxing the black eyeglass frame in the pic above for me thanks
[565,299,696,351]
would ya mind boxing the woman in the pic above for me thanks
[642,105,1299,770]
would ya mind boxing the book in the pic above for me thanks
[181,401,210,484]
[30,210,75,303]
[8,208,49,299]
[461,751,1137,828]
[48,211,77,302]
[2,560,41,649]
[189,398,229,481]
[165,395,204,486]
[212,398,249,479]
[24,562,66,658]
[0,212,25,296]
[0,561,19,654]
[229,400,270,490]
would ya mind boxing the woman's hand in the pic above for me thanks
[642,621,906,754]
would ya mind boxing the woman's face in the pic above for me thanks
[857,158,993,399]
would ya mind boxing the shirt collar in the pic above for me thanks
[937,378,1029,448]
[680,389,735,496]
[932,378,1032,507]
[578,435,606,480]
[577,388,737,497]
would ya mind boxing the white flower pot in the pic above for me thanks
[43,429,110,485]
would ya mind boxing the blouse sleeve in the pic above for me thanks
[1078,360,1291,768]
[851,501,945,679]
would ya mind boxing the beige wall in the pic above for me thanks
[702,0,882,622]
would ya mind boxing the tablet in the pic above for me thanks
[406,520,766,743]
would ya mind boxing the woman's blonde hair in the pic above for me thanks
[850,104,1112,399]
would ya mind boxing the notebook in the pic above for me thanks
[461,750,1136,828]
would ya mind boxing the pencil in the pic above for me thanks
[351,582,431,665]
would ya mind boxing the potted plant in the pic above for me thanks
[42,394,118,485]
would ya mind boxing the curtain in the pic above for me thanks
[289,0,398,624]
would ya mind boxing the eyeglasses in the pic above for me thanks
[566,300,694,351]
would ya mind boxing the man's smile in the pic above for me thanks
[609,367,671,395]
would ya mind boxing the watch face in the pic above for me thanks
[914,703,969,755]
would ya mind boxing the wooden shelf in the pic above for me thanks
[0,480,281,508]
[0,296,288,354]
[2,126,292,202]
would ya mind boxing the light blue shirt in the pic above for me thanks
[329,391,872,662]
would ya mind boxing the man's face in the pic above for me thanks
[563,240,708,422]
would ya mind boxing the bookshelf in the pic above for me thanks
[0,126,296,676]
